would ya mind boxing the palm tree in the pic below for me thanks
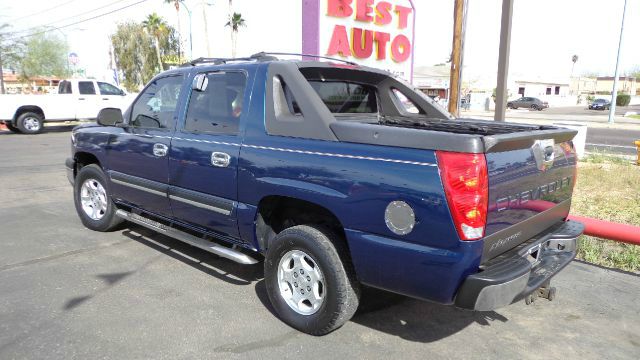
[143,13,169,71]
[164,0,182,56]
[571,54,578,78]
[225,12,246,57]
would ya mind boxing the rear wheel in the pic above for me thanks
[16,112,44,134]
[73,164,123,232]
[264,225,360,335]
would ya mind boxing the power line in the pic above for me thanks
[6,0,79,23]
[11,0,133,36]
[9,0,150,41]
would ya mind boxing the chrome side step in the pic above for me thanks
[115,209,258,265]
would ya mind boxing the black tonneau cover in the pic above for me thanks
[330,119,577,153]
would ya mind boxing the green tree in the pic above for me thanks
[19,31,69,81]
[143,13,170,72]
[163,0,182,56]
[225,12,246,57]
[111,19,179,91]
[0,24,25,94]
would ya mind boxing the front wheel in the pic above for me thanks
[264,225,360,335]
[73,164,123,232]
[16,112,44,134]
[530,104,539,111]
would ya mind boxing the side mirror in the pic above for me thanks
[97,108,124,126]
[192,73,209,92]
[119,89,126,96]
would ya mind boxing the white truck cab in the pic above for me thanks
[0,79,133,134]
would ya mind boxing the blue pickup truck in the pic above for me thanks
[66,53,583,335]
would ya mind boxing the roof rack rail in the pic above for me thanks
[252,52,358,66]
[181,52,277,67]
[181,52,358,67]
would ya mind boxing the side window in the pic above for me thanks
[184,72,247,135]
[58,81,72,94]
[98,82,123,96]
[130,75,183,129]
[391,88,422,114]
[78,81,96,95]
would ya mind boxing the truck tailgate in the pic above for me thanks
[482,140,577,262]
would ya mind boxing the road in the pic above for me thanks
[585,127,639,155]
[463,105,640,155]
[0,131,639,359]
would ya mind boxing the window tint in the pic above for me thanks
[78,81,96,95]
[184,72,246,135]
[391,88,421,114]
[98,82,123,96]
[308,81,377,113]
[58,81,72,94]
[130,75,183,129]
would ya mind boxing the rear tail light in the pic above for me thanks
[436,151,488,240]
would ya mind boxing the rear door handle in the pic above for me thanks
[153,143,169,157]
[102,98,109,100]
[211,152,231,167]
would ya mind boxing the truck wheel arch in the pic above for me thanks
[14,106,45,123]
[73,152,101,179]
[255,195,348,253]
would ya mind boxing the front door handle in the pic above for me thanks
[211,152,231,167]
[153,143,168,157]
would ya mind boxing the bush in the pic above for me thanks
[616,94,631,106]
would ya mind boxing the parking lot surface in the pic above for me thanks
[1,130,639,359]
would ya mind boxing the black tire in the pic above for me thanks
[507,103,514,109]
[16,112,44,134]
[530,104,539,111]
[73,164,123,232]
[264,225,360,335]
[5,122,21,133]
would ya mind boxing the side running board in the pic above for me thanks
[115,209,258,265]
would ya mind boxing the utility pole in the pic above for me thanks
[494,0,514,122]
[608,0,628,125]
[202,0,211,57]
[0,50,5,94]
[448,0,464,116]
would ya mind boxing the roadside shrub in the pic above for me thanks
[586,94,595,103]
[616,94,631,106]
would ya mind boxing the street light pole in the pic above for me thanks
[494,0,514,122]
[179,0,193,60]
[608,0,628,125]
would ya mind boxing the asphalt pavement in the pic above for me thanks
[1,130,639,359]
[463,105,640,155]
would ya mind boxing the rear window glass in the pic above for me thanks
[58,81,72,94]
[308,81,377,113]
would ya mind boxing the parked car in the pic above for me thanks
[588,98,611,110]
[66,53,583,335]
[0,79,134,134]
[507,97,549,111]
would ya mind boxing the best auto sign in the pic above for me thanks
[302,0,416,82]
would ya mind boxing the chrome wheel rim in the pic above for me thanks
[23,117,41,131]
[80,178,108,220]
[277,249,325,315]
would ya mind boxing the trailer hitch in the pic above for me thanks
[525,282,557,305]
